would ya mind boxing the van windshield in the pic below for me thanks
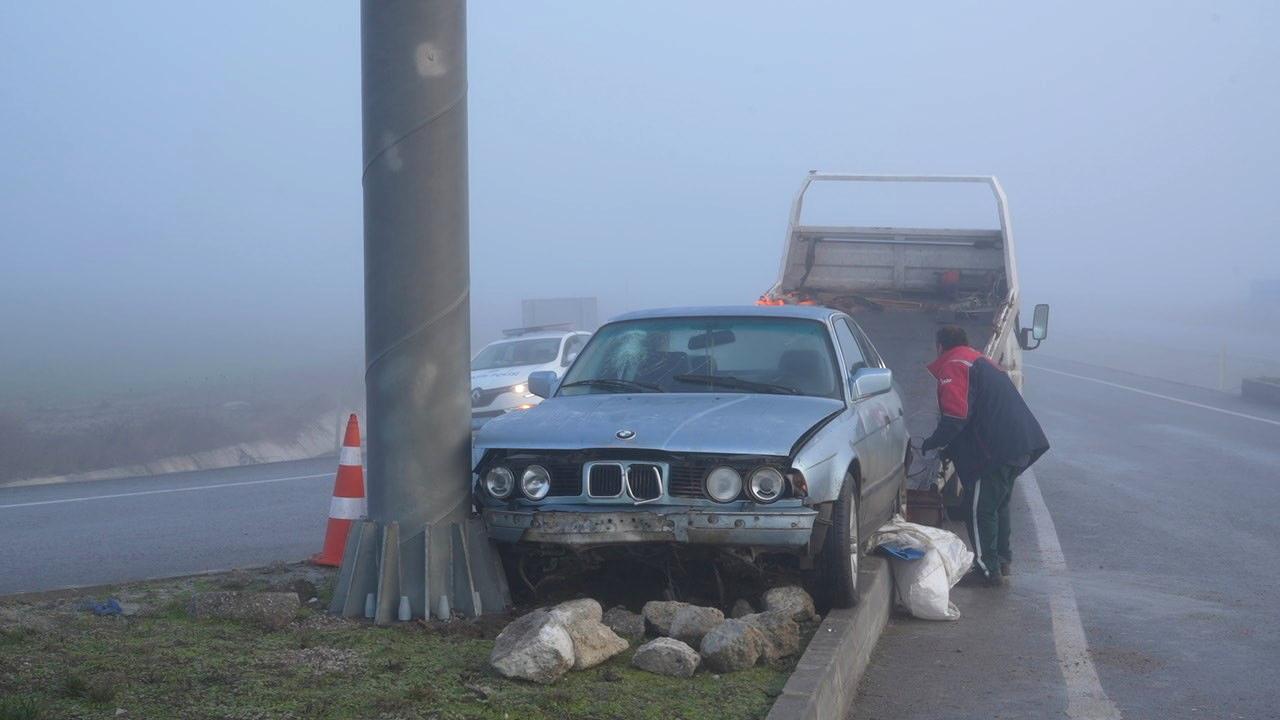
[559,317,841,399]
[472,338,561,370]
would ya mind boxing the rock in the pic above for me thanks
[547,598,602,626]
[565,619,628,670]
[188,591,299,631]
[489,610,575,684]
[641,600,689,637]
[741,610,800,661]
[668,605,725,646]
[602,606,645,641]
[287,579,318,604]
[762,585,816,622]
[632,637,701,678]
[730,598,755,618]
[217,570,253,590]
[699,619,765,673]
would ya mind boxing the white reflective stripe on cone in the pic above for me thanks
[329,495,367,520]
[339,446,362,467]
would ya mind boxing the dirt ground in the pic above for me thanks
[0,563,801,720]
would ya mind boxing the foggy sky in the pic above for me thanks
[2,1,1276,402]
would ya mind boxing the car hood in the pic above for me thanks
[474,393,844,457]
[471,366,541,390]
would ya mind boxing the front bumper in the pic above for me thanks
[481,506,817,548]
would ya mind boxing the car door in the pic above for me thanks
[832,317,898,529]
[851,320,908,496]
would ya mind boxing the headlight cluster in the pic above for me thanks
[704,465,792,504]
[484,464,550,500]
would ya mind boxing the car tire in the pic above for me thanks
[821,471,862,608]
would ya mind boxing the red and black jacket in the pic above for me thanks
[921,345,1049,481]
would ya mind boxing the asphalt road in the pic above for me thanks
[853,355,1280,720]
[0,457,335,595]
[2,357,1277,718]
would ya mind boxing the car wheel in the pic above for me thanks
[821,471,861,608]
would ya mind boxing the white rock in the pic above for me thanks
[641,600,690,636]
[632,637,701,678]
[762,585,817,622]
[548,598,602,626]
[668,605,725,646]
[489,610,575,684]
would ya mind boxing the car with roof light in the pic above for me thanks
[470,326,592,430]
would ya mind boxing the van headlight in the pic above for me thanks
[705,466,743,503]
[520,465,551,500]
[747,467,785,503]
[484,467,515,499]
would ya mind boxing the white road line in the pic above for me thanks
[0,472,332,510]
[1021,469,1122,720]
[1027,364,1280,428]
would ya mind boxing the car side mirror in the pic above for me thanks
[1019,303,1050,350]
[851,367,893,400]
[528,370,558,399]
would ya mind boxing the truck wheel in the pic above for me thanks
[821,472,862,608]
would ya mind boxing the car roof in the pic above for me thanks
[608,305,838,324]
[482,330,584,346]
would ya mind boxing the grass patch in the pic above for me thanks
[0,570,801,720]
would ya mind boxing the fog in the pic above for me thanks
[2,0,1277,408]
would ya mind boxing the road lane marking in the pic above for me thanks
[1021,469,1122,720]
[1028,364,1280,428]
[0,473,332,510]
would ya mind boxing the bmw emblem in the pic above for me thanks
[616,429,636,440]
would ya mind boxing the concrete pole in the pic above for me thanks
[333,0,506,620]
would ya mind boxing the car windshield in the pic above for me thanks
[559,316,841,399]
[472,338,561,370]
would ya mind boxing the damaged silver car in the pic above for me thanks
[471,306,908,607]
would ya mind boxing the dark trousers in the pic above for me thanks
[963,463,1019,577]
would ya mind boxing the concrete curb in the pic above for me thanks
[768,556,892,720]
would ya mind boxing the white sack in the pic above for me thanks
[870,515,974,621]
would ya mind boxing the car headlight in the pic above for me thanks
[511,383,526,394]
[520,465,551,500]
[747,467,785,503]
[705,466,742,503]
[484,467,515,498]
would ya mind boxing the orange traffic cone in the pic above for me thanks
[311,414,368,566]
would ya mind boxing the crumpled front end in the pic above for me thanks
[483,504,817,549]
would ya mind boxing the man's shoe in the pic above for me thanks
[1000,561,1011,577]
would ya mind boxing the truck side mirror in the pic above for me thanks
[528,371,558,399]
[1018,303,1050,350]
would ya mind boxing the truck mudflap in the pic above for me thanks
[482,507,817,548]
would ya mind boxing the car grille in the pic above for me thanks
[668,465,706,499]
[533,462,581,497]
[588,464,624,497]
[627,463,663,501]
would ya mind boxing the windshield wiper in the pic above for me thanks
[672,374,801,395]
[559,378,665,393]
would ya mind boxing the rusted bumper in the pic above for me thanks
[481,506,817,548]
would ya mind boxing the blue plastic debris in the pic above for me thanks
[878,544,926,561]
[80,597,124,616]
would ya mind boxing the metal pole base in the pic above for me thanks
[329,515,509,622]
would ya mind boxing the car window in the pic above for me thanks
[833,319,868,372]
[471,338,561,370]
[559,316,842,399]
[850,322,884,368]
[562,334,587,365]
